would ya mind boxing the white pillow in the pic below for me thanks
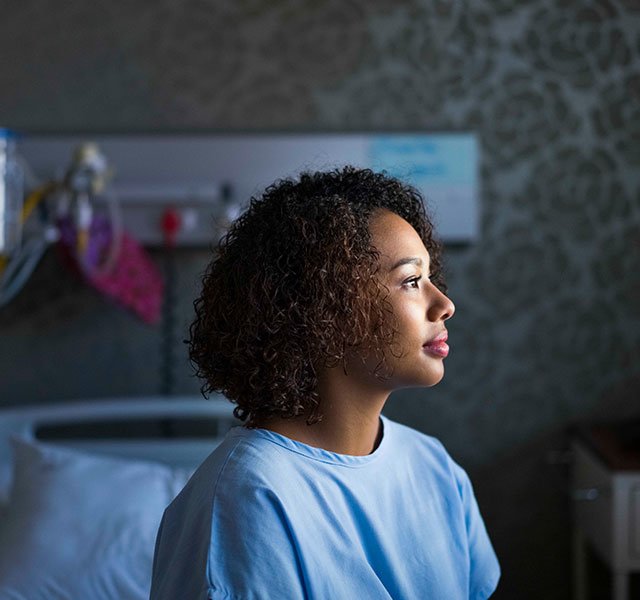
[0,437,191,600]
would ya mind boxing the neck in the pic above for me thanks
[252,362,390,456]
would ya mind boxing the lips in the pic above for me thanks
[423,331,449,357]
[424,331,448,345]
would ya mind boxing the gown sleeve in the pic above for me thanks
[207,484,308,600]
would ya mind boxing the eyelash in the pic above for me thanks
[405,276,425,289]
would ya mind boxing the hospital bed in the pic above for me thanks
[0,395,239,600]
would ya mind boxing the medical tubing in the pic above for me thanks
[75,193,92,256]
[15,153,42,191]
[21,183,56,225]
[0,183,55,304]
[0,236,49,307]
[73,190,124,279]
[100,190,123,273]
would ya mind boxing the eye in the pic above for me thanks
[404,276,422,289]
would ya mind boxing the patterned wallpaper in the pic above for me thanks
[0,1,638,598]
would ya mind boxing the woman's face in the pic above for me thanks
[362,209,456,389]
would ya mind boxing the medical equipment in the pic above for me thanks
[0,139,125,308]
[0,137,229,320]
[0,129,23,257]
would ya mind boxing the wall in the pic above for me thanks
[1,1,639,597]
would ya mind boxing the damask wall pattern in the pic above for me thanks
[0,1,638,598]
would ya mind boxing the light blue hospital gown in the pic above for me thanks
[150,414,501,599]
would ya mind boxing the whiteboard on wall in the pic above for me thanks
[18,133,479,244]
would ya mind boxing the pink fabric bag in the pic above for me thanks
[57,214,164,324]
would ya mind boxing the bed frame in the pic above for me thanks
[0,395,239,497]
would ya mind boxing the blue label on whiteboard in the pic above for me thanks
[368,134,477,186]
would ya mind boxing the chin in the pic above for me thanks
[400,371,444,389]
[425,368,445,387]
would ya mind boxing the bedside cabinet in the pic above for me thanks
[571,420,640,600]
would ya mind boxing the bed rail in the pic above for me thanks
[0,395,239,498]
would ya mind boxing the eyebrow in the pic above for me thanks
[389,257,425,271]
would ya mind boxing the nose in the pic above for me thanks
[426,284,455,322]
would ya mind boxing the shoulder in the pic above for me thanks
[209,428,297,494]
[169,428,304,535]
[382,415,477,508]
[158,429,296,549]
[158,429,288,540]
[384,415,458,473]
[385,416,447,452]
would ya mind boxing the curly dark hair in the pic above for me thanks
[189,166,447,427]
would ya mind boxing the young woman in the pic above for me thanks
[150,167,501,599]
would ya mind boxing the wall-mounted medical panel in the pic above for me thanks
[18,133,479,245]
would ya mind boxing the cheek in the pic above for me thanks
[394,302,424,337]
[384,308,424,363]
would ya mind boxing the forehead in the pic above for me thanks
[368,210,429,265]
